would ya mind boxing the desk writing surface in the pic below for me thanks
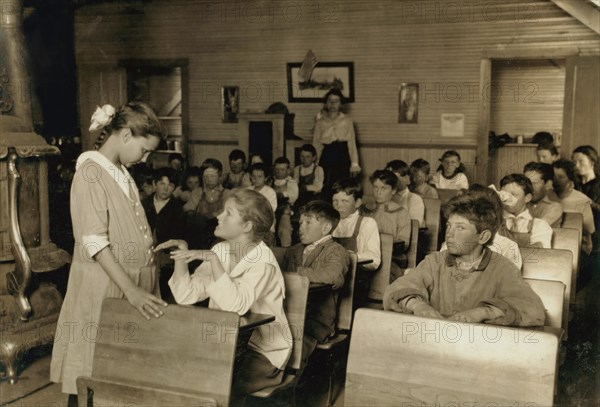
[239,312,275,331]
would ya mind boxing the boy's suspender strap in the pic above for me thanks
[352,215,363,239]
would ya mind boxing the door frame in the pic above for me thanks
[476,47,580,184]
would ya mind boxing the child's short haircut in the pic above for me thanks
[331,178,363,200]
[274,156,290,166]
[410,158,431,175]
[523,162,554,183]
[185,166,202,180]
[536,142,559,156]
[300,200,341,231]
[249,162,270,177]
[500,173,534,197]
[229,149,246,162]
[154,167,178,184]
[227,189,274,243]
[443,194,499,239]
[201,158,223,175]
[386,160,410,177]
[369,169,398,190]
[465,184,504,229]
[301,144,317,157]
[532,131,554,146]
[168,152,184,164]
[552,159,578,182]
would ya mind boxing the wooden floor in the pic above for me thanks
[3,279,600,407]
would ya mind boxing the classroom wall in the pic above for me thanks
[73,0,600,169]
[490,59,566,142]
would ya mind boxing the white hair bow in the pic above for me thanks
[89,104,116,131]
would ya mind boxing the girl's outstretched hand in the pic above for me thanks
[170,249,216,264]
[154,239,189,252]
[125,285,167,320]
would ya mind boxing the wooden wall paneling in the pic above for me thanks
[562,56,600,156]
[72,0,599,163]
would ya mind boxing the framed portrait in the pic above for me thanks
[399,83,419,124]
[287,62,354,103]
[222,86,239,123]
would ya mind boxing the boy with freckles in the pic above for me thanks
[384,194,544,326]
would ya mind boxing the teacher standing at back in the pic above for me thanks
[313,88,361,197]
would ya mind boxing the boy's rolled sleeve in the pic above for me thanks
[383,255,436,312]
[479,269,545,327]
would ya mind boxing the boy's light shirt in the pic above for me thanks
[332,210,381,269]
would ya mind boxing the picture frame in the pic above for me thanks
[222,86,239,123]
[399,82,419,124]
[286,62,355,103]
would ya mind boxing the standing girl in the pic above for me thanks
[430,150,469,190]
[313,88,361,196]
[156,188,291,398]
[50,103,168,405]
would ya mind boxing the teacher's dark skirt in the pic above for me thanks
[319,141,351,198]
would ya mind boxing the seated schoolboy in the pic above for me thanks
[331,178,381,270]
[142,167,185,244]
[222,149,249,189]
[173,166,202,212]
[548,159,596,254]
[383,194,545,327]
[536,142,560,164]
[498,174,553,249]
[439,185,523,269]
[523,161,563,227]
[248,162,277,216]
[293,143,325,209]
[158,189,291,397]
[271,157,299,247]
[281,200,349,359]
[386,160,425,226]
[409,158,439,199]
[168,152,185,185]
[368,170,412,279]
[142,167,185,303]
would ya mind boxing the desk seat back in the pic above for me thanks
[521,247,572,335]
[345,309,558,407]
[282,272,310,370]
[90,298,239,406]
[406,219,419,268]
[436,188,462,204]
[337,252,358,331]
[562,212,583,237]
[524,278,565,329]
[551,227,581,305]
[271,246,286,268]
[368,233,393,302]
[422,198,441,254]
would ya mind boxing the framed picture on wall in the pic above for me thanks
[399,83,419,123]
[222,86,239,123]
[287,62,355,103]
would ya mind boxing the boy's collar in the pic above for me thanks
[341,210,360,221]
[304,235,332,248]
[446,247,492,271]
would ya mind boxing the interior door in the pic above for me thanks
[562,56,600,156]
[77,65,127,151]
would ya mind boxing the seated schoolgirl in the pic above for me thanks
[430,150,469,190]
[155,188,292,397]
